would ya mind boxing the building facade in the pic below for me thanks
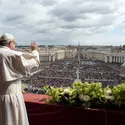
[104,53,125,63]
[82,49,125,64]
[39,49,77,62]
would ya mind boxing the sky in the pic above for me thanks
[0,0,125,46]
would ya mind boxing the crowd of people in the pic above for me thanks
[22,59,125,93]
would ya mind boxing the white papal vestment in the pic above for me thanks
[0,46,40,125]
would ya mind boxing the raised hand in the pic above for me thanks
[30,42,38,51]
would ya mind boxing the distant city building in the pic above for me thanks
[35,47,77,62]
[17,45,125,64]
[82,49,125,64]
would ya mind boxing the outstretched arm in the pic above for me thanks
[10,42,40,76]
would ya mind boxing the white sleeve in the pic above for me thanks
[31,50,40,62]
[19,50,40,73]
[0,49,40,82]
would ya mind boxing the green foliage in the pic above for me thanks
[21,83,24,89]
[112,83,125,106]
[43,82,125,109]
[21,83,25,93]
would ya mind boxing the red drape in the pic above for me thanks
[24,93,125,125]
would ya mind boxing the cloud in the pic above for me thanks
[0,0,125,45]
[39,0,57,6]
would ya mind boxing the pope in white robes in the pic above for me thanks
[0,33,40,125]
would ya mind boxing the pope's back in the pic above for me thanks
[0,33,39,125]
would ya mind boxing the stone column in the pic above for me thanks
[117,56,119,63]
[109,56,112,63]
[49,55,51,61]
[53,55,55,61]
[105,56,107,63]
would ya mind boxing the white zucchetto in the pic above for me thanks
[0,33,15,43]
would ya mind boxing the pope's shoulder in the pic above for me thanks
[0,47,23,57]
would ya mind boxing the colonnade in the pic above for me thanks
[105,55,125,63]
[39,55,55,62]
